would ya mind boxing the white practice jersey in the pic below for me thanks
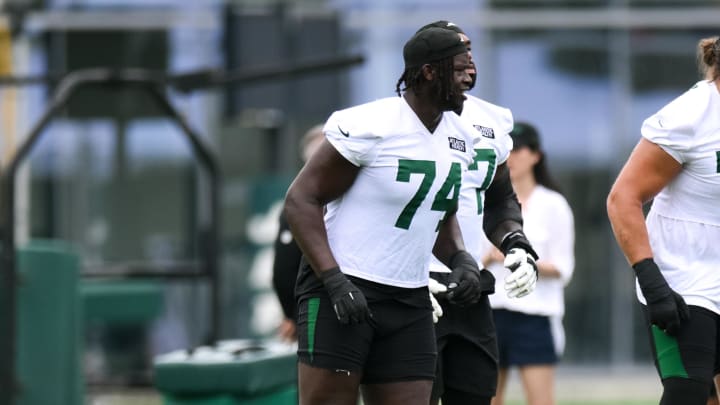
[638,79,720,314]
[429,95,514,272]
[323,96,479,288]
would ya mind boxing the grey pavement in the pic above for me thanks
[503,364,661,402]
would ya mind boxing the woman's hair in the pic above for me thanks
[531,149,564,195]
[511,122,564,195]
[395,56,455,102]
[697,36,720,81]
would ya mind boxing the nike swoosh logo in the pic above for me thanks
[338,125,350,137]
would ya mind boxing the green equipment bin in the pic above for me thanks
[16,240,83,405]
[81,279,164,381]
[154,340,298,405]
[81,280,164,325]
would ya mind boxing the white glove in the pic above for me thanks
[428,278,448,323]
[429,292,443,323]
[503,248,538,298]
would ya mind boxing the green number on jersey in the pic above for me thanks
[468,148,497,214]
[394,160,462,230]
[716,151,720,173]
[431,162,462,216]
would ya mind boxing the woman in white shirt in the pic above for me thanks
[483,122,575,405]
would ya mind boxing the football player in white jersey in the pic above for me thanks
[284,27,489,405]
[417,21,540,405]
[607,36,720,405]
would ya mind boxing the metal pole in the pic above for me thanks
[145,84,221,343]
[0,70,78,405]
[0,69,222,403]
[608,1,635,368]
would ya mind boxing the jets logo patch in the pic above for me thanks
[474,125,495,139]
[448,137,466,152]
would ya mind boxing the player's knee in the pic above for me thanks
[661,377,711,405]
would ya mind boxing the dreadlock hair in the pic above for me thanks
[395,56,457,104]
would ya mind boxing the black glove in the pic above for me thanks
[479,269,496,295]
[446,250,494,306]
[320,267,371,325]
[633,258,689,336]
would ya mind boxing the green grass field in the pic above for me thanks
[506,400,658,405]
[90,397,658,405]
[90,397,659,405]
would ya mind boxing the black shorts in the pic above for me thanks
[430,272,498,399]
[296,279,436,384]
[494,308,558,367]
[433,330,498,399]
[644,305,720,384]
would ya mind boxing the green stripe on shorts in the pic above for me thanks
[652,325,689,379]
[307,297,320,363]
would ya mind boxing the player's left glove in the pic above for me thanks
[633,258,689,336]
[503,248,538,298]
[447,250,495,306]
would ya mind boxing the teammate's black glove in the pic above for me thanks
[447,250,494,306]
[320,267,371,325]
[479,270,495,295]
[633,258,689,336]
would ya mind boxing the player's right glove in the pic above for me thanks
[320,267,372,325]
[633,258,689,336]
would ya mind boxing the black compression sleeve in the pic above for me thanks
[272,213,303,320]
[482,163,523,244]
[500,230,539,260]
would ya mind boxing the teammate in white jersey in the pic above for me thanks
[607,36,720,405]
[284,27,488,405]
[418,21,540,405]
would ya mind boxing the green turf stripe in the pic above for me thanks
[307,297,320,363]
[652,325,688,379]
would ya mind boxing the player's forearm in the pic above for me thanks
[283,193,337,274]
[482,164,524,247]
[486,219,524,250]
[433,215,466,267]
[607,190,653,265]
